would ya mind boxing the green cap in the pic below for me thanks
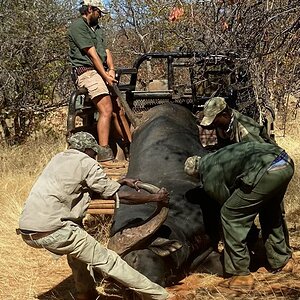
[184,155,201,177]
[68,132,101,154]
[200,97,227,126]
[81,0,109,14]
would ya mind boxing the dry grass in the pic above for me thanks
[0,113,299,300]
[0,135,73,300]
[274,116,300,222]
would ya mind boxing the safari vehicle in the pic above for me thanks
[67,51,274,139]
[67,51,275,215]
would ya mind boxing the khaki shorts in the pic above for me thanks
[77,70,109,100]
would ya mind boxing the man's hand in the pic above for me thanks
[118,178,141,190]
[117,184,170,204]
[107,69,116,78]
[85,47,118,87]
[154,187,170,203]
[105,75,118,87]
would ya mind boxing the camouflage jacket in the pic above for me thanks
[216,109,276,148]
[199,142,283,205]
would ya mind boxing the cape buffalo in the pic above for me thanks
[108,103,223,287]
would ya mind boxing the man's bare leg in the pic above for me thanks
[93,94,114,161]
[93,94,112,146]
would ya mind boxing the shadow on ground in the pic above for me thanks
[37,275,75,300]
[37,275,129,300]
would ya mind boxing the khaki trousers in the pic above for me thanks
[221,162,294,275]
[23,222,168,300]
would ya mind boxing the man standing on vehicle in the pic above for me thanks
[184,142,296,290]
[18,131,172,300]
[68,0,117,162]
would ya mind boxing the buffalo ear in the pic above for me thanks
[148,237,182,257]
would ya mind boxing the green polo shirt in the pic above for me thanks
[199,142,283,205]
[68,17,108,67]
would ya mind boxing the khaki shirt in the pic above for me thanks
[199,142,282,205]
[19,149,120,231]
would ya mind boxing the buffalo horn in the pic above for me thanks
[108,183,169,255]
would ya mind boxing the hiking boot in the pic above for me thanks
[281,257,297,273]
[271,255,298,274]
[97,145,114,162]
[219,274,254,290]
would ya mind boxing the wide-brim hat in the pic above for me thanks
[81,0,109,14]
[200,97,227,127]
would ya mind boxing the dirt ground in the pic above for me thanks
[33,230,300,300]
[31,226,300,300]
[1,115,299,300]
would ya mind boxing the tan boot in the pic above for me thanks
[281,257,297,273]
[219,274,254,290]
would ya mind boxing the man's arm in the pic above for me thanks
[105,49,116,79]
[116,177,169,204]
[115,187,169,205]
[86,164,169,205]
[117,177,140,188]
[84,46,117,86]
[201,165,230,205]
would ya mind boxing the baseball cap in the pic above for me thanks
[184,155,201,177]
[200,97,227,127]
[81,0,109,14]
[68,132,101,154]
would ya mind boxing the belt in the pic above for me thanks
[271,150,290,164]
[74,66,94,76]
[268,151,292,171]
[16,228,57,241]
